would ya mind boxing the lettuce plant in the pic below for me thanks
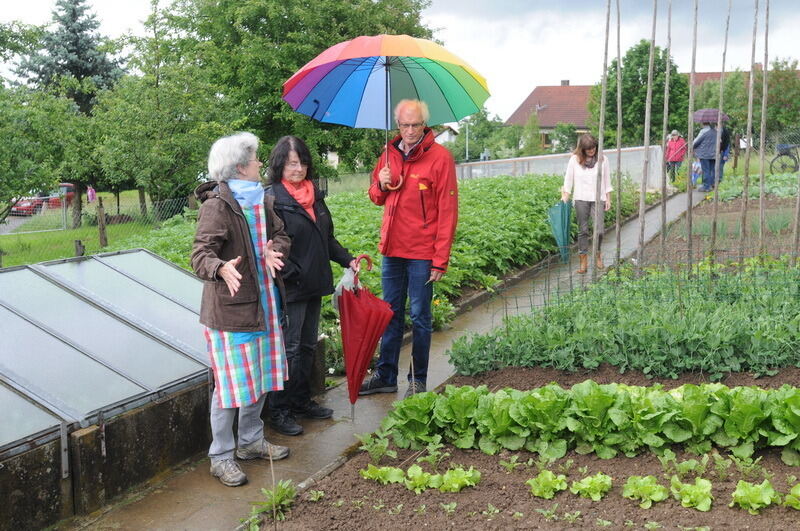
[784,483,800,510]
[622,476,669,508]
[570,472,613,501]
[526,470,568,499]
[670,476,713,512]
[729,479,780,515]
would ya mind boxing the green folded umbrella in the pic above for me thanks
[548,201,572,263]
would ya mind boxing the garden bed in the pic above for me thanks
[281,367,800,530]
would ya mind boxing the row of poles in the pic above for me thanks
[590,0,778,280]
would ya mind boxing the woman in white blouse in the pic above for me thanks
[561,134,612,274]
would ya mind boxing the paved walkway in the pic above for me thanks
[69,192,701,530]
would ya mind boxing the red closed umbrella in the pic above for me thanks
[336,254,393,418]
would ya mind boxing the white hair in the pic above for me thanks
[394,99,430,123]
[207,132,259,182]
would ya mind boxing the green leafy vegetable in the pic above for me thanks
[570,472,612,501]
[670,476,713,512]
[729,479,780,514]
[622,475,669,508]
[526,470,568,499]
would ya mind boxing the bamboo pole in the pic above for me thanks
[591,0,612,281]
[758,0,770,255]
[635,0,658,275]
[709,0,732,265]
[739,0,760,259]
[659,0,673,263]
[686,0,698,273]
[614,0,623,276]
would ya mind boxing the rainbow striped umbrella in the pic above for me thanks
[282,34,490,129]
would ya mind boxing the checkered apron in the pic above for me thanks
[204,203,287,408]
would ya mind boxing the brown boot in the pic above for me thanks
[595,253,604,270]
[577,254,588,274]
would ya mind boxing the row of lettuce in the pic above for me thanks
[449,262,800,379]
[382,381,800,465]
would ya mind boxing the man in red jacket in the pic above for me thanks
[359,99,458,399]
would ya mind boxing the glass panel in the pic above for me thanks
[0,306,145,416]
[43,260,207,354]
[100,252,201,313]
[0,384,61,447]
[0,269,205,388]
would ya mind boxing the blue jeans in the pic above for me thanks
[376,257,433,385]
[700,158,716,189]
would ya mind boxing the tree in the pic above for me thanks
[443,107,506,161]
[164,0,434,176]
[15,0,122,113]
[15,0,123,227]
[93,3,238,219]
[588,39,689,147]
[550,122,578,154]
[0,86,79,223]
[0,22,42,63]
[519,111,543,156]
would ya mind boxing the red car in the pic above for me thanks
[11,183,76,216]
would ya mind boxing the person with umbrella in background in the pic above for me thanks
[561,134,612,274]
[693,122,730,192]
[359,99,458,399]
[265,136,358,436]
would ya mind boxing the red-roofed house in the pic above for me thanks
[505,80,592,148]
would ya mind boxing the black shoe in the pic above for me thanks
[269,410,304,436]
[358,372,398,396]
[292,400,333,419]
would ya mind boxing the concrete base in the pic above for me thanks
[70,382,210,515]
[0,440,72,531]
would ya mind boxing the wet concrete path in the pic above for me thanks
[70,192,702,530]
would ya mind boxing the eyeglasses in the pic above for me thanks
[398,122,424,130]
[286,161,308,169]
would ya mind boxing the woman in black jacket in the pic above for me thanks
[266,135,357,435]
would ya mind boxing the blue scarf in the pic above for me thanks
[227,179,264,208]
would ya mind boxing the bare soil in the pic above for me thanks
[281,195,800,530]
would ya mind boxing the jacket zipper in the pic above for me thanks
[419,189,428,228]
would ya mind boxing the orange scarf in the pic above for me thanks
[285,179,316,221]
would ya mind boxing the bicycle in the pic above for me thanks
[770,143,800,174]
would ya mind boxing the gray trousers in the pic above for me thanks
[209,387,265,464]
[574,200,603,254]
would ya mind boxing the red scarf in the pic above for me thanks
[285,179,316,221]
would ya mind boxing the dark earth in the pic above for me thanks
[281,196,800,530]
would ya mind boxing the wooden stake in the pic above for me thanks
[97,196,108,248]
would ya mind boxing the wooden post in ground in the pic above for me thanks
[74,240,85,257]
[97,196,108,248]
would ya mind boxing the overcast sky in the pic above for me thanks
[2,0,796,121]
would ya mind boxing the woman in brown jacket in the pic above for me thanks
[191,132,292,487]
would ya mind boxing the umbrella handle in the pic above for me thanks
[353,254,373,287]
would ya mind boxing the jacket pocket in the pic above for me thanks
[215,280,258,305]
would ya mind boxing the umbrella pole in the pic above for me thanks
[351,403,355,422]
[385,58,390,170]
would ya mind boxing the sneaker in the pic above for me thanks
[358,372,398,396]
[210,458,247,487]
[404,380,427,398]
[269,410,304,436]
[292,400,333,419]
[235,438,290,461]
[696,186,711,192]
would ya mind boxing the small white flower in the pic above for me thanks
[328,367,335,374]
[319,333,329,339]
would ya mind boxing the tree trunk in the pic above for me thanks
[71,182,84,229]
[138,187,148,218]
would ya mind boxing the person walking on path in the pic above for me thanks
[265,136,358,436]
[359,99,458,399]
[665,130,688,183]
[191,132,291,487]
[561,133,612,274]
[693,123,730,192]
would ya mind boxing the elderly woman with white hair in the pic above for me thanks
[191,132,292,487]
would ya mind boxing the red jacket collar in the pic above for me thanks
[389,127,436,161]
